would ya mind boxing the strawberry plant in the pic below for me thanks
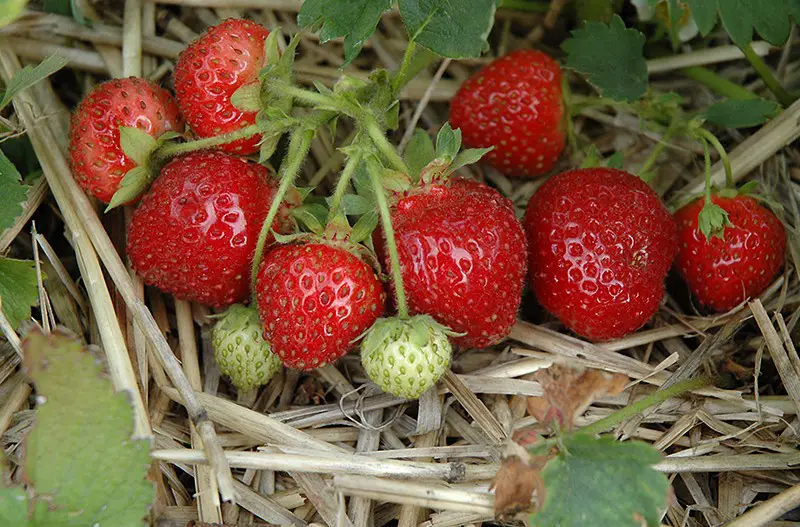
[0,1,798,526]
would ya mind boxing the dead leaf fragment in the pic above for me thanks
[527,361,629,430]
[490,438,550,518]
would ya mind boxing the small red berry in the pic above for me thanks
[69,77,183,203]
[450,49,565,178]
[675,194,786,312]
[524,168,678,341]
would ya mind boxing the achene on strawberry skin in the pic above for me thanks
[674,194,786,313]
[69,77,183,204]
[174,18,269,155]
[256,243,386,370]
[127,151,290,307]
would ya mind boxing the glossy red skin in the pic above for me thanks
[675,195,785,312]
[256,243,385,370]
[174,19,268,155]
[524,168,678,341]
[383,179,527,348]
[69,77,183,203]
[128,151,287,307]
[449,49,565,178]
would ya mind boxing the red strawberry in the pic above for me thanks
[380,178,527,348]
[524,168,678,341]
[69,77,183,203]
[128,151,290,307]
[449,49,565,178]
[256,243,385,370]
[675,194,786,312]
[174,19,269,155]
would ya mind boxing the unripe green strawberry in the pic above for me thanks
[211,304,281,391]
[361,315,453,400]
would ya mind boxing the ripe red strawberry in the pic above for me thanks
[69,77,183,203]
[128,151,290,307]
[174,19,269,155]
[256,243,385,370]
[675,194,786,312]
[524,168,678,341]
[449,49,565,178]
[380,178,527,348]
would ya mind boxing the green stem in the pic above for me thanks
[154,124,262,161]
[364,117,409,173]
[639,117,679,176]
[579,377,709,436]
[700,136,713,205]
[682,66,758,101]
[250,126,316,299]
[391,41,417,94]
[695,127,733,189]
[742,44,795,107]
[327,150,362,222]
[276,83,348,111]
[366,156,408,318]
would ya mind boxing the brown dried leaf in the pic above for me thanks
[490,439,550,518]
[528,361,629,430]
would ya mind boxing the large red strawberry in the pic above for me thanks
[674,194,785,312]
[449,49,565,178]
[69,77,183,203]
[524,168,678,341]
[128,151,290,307]
[174,19,269,155]
[256,242,385,370]
[379,178,527,348]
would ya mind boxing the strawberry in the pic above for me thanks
[378,178,527,348]
[127,151,290,307]
[174,19,269,155]
[69,77,183,203]
[361,315,454,400]
[256,242,386,370]
[524,168,678,341]
[212,304,282,391]
[449,49,565,178]
[674,194,786,312]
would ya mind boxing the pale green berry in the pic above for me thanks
[360,315,453,400]
[211,304,281,392]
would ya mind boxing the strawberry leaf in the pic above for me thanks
[698,199,731,239]
[0,257,38,329]
[399,0,496,58]
[404,128,435,180]
[689,0,795,47]
[297,0,392,66]
[0,54,68,111]
[0,149,30,237]
[119,126,157,166]
[562,15,648,102]
[702,98,781,128]
[685,0,718,35]
[531,434,669,527]
[21,329,153,526]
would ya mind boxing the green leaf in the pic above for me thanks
[106,166,152,211]
[119,126,157,166]
[0,257,38,329]
[22,329,154,526]
[297,0,392,66]
[0,149,30,237]
[0,486,28,524]
[290,203,329,234]
[606,151,624,169]
[449,147,492,173]
[231,81,262,112]
[749,2,792,46]
[665,0,682,50]
[0,54,68,111]
[790,0,800,20]
[404,129,435,180]
[399,0,496,58]
[531,434,669,527]
[702,98,781,128]
[43,0,72,16]
[0,0,26,27]
[350,210,379,243]
[686,0,718,35]
[562,15,648,102]
[435,123,461,160]
[698,199,731,239]
[331,193,373,215]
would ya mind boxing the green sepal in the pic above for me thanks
[380,168,413,193]
[259,132,282,164]
[119,126,157,166]
[435,123,462,161]
[404,129,435,181]
[263,29,282,67]
[290,203,329,234]
[385,100,400,131]
[735,180,760,195]
[327,193,373,215]
[448,147,492,175]
[323,212,353,241]
[350,210,379,243]
[231,81,262,113]
[105,166,152,211]
[698,199,731,240]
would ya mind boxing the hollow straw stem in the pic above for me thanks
[365,156,408,318]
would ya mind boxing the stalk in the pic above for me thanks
[742,44,794,107]
[364,116,409,173]
[153,124,262,161]
[682,66,757,100]
[327,150,363,222]
[695,127,733,188]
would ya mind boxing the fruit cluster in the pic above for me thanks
[68,19,786,401]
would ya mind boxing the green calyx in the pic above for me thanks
[361,314,454,400]
[211,304,282,392]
